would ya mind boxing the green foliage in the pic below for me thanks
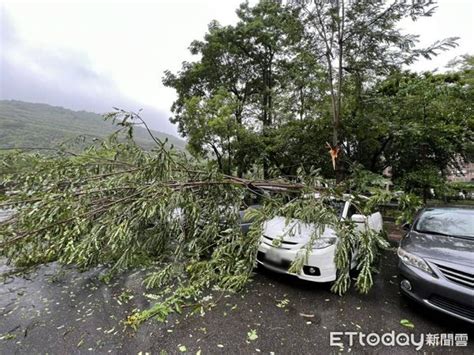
[345,165,391,194]
[356,70,474,196]
[0,100,185,152]
[0,116,421,327]
[297,0,457,172]
[164,2,308,177]
[397,193,423,225]
[163,0,468,191]
[265,119,333,177]
[450,181,474,192]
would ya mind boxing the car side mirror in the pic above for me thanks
[351,214,367,224]
[402,223,411,231]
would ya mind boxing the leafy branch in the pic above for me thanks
[0,111,420,327]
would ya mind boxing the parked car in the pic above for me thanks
[398,207,474,324]
[256,196,383,282]
[170,187,269,234]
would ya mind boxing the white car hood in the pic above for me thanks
[262,216,337,243]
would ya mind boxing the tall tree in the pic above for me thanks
[164,1,304,177]
[296,0,458,180]
[344,67,473,200]
[163,24,260,175]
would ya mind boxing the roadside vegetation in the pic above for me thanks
[0,119,420,327]
[0,100,185,151]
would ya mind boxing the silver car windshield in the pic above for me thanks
[415,209,474,239]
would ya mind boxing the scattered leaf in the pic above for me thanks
[400,319,414,329]
[0,334,16,341]
[276,299,289,308]
[178,345,187,352]
[247,329,258,341]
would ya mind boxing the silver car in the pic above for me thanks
[398,207,474,324]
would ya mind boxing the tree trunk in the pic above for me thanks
[261,57,273,180]
[210,144,223,173]
[334,0,345,183]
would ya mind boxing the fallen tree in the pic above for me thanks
[0,111,421,327]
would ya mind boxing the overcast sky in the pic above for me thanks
[1,0,473,136]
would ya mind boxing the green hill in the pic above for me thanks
[0,100,185,151]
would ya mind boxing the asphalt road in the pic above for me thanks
[0,249,473,354]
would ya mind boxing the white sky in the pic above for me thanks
[1,0,473,136]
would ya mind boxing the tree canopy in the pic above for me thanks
[164,0,467,187]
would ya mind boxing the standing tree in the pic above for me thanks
[164,1,304,177]
[296,0,458,180]
[360,70,474,200]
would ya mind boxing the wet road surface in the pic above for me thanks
[0,248,472,354]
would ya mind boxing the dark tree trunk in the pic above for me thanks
[210,144,223,173]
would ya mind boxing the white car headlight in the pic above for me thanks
[397,247,433,275]
[312,237,337,249]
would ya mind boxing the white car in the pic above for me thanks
[256,198,383,283]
